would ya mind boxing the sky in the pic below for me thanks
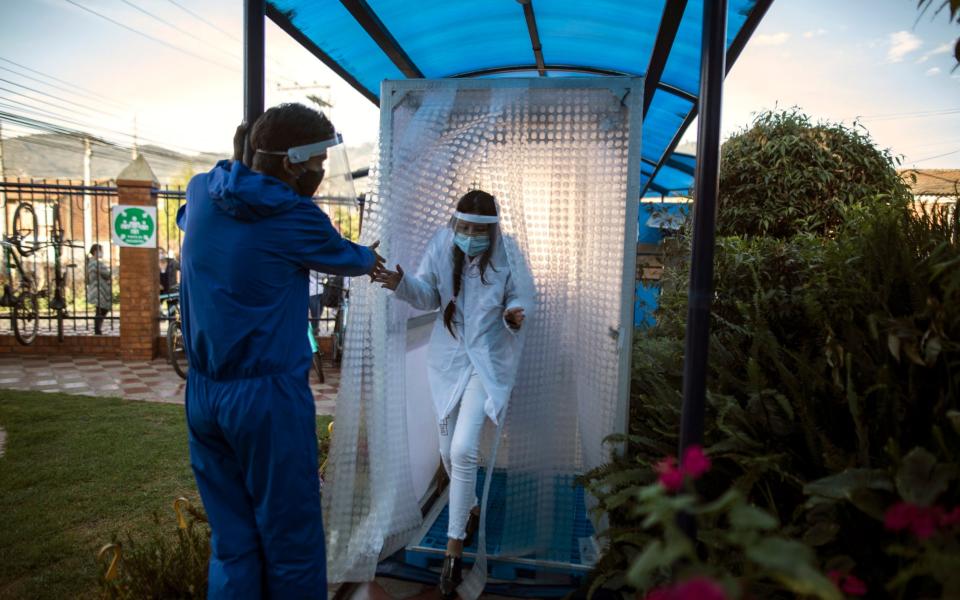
[0,0,958,169]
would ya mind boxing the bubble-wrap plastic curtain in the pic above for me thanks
[324,78,642,584]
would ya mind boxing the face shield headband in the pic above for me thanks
[255,133,344,164]
[453,211,499,224]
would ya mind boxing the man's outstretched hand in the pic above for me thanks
[367,240,388,281]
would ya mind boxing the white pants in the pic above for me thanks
[438,370,486,540]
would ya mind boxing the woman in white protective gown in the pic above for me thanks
[374,189,535,598]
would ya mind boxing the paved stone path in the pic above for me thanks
[0,355,340,415]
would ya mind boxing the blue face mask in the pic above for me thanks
[454,233,490,256]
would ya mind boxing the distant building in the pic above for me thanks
[900,168,959,212]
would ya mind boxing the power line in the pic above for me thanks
[0,57,130,109]
[0,109,210,163]
[119,0,248,66]
[63,0,239,73]
[910,148,960,164]
[0,61,130,111]
[162,0,298,82]
[856,107,960,122]
[0,94,208,156]
[164,0,241,43]
[0,78,121,119]
[0,61,212,153]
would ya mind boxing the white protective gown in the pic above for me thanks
[392,226,536,426]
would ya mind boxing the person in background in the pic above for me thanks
[159,247,180,294]
[85,244,112,335]
[308,269,324,337]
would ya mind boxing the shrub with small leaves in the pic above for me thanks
[716,109,911,238]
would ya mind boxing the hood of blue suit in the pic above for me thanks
[185,160,305,225]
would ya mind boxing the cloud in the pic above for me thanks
[917,41,954,63]
[754,32,791,46]
[926,67,942,76]
[931,42,954,55]
[803,28,828,39]
[887,31,923,62]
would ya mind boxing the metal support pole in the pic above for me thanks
[679,0,727,455]
[244,0,266,131]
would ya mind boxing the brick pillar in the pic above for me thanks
[116,156,159,361]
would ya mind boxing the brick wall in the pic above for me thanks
[117,177,159,360]
[0,334,120,357]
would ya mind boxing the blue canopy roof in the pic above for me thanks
[266,0,771,197]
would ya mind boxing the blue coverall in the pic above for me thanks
[177,160,374,598]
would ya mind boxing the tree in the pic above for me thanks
[918,0,960,71]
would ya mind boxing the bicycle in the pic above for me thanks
[321,276,348,367]
[307,324,325,384]
[162,291,188,380]
[0,201,79,344]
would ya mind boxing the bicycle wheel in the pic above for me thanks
[167,320,188,380]
[12,203,38,251]
[12,291,39,346]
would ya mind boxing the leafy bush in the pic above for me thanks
[582,110,960,598]
[716,110,911,238]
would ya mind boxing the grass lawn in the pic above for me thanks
[0,390,332,599]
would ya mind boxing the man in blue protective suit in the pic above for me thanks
[177,103,384,598]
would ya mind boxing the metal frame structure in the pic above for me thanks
[242,0,774,548]
[261,0,774,199]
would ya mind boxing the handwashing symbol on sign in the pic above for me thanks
[112,206,157,247]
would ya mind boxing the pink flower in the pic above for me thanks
[645,577,727,600]
[681,445,712,479]
[841,574,867,596]
[939,507,960,528]
[828,571,867,597]
[884,502,946,539]
[673,577,727,600]
[884,502,919,531]
[910,507,941,540]
[644,588,673,600]
[655,457,685,492]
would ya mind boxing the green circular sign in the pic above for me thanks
[114,207,155,246]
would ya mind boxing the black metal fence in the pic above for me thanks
[311,197,362,335]
[0,179,364,338]
[0,179,119,336]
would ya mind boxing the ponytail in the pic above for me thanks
[443,245,466,338]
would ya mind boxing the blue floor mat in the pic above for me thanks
[405,468,596,577]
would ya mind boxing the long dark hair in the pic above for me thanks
[443,190,499,338]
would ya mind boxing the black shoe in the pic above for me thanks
[439,554,463,599]
[463,508,480,549]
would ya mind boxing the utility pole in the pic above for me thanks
[131,115,139,160]
[276,81,333,114]
[0,121,6,239]
[83,137,93,249]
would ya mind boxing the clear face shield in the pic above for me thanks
[305,134,355,205]
[257,133,356,204]
[452,211,500,256]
